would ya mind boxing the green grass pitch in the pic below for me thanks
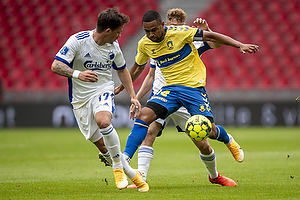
[1,126,299,199]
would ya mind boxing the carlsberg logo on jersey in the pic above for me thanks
[84,60,112,71]
[83,50,115,70]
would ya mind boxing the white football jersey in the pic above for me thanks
[55,30,126,109]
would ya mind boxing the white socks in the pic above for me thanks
[121,154,136,179]
[100,124,122,170]
[200,149,218,179]
[101,151,112,165]
[138,146,153,181]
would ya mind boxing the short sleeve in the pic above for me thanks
[112,41,126,70]
[135,39,150,66]
[55,35,78,66]
[150,58,156,68]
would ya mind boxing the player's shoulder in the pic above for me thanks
[138,35,150,45]
[166,25,195,33]
[165,25,197,40]
[110,40,123,54]
[112,40,121,48]
[71,30,92,41]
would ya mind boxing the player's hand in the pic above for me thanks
[78,70,98,82]
[239,44,259,54]
[193,18,210,31]
[114,84,124,95]
[129,99,141,119]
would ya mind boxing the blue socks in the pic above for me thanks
[123,119,149,159]
[215,125,230,144]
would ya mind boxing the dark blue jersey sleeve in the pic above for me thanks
[193,29,203,41]
[197,41,212,56]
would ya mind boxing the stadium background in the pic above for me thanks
[0,0,299,128]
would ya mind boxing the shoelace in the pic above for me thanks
[115,169,125,182]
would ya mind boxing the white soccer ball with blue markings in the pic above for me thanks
[185,115,212,141]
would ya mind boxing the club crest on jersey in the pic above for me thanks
[199,104,206,112]
[84,60,111,71]
[167,41,174,50]
[108,51,115,60]
[60,46,69,55]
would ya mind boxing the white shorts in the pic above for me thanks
[155,106,191,132]
[73,91,115,142]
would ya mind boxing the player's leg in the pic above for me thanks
[123,104,164,161]
[93,92,147,191]
[170,106,236,184]
[193,139,217,178]
[209,123,244,163]
[179,86,236,186]
[72,100,125,189]
[124,87,179,189]
[92,133,112,166]
[138,120,163,181]
[142,120,163,147]
[124,93,178,161]
[72,103,111,167]
[127,120,162,189]
[169,107,191,132]
[94,111,148,191]
[95,110,129,189]
[183,86,244,163]
[95,111,121,168]
[193,139,236,186]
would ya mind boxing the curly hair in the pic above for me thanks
[166,8,187,23]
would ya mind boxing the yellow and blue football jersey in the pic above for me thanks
[135,25,206,88]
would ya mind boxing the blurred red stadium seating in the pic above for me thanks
[1,0,299,93]
[192,0,300,91]
[0,0,158,92]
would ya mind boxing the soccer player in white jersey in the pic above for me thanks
[116,9,258,188]
[51,8,149,192]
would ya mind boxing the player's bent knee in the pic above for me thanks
[194,139,211,152]
[208,123,217,139]
[139,107,157,124]
[96,120,111,129]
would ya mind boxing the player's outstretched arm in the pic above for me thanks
[51,59,98,82]
[193,18,221,49]
[136,67,156,101]
[202,31,259,54]
[115,62,146,95]
[116,67,141,119]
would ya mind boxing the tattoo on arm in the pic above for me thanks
[53,61,74,78]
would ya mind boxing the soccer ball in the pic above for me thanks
[185,115,212,141]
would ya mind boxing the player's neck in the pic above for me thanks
[92,31,107,46]
[157,31,166,43]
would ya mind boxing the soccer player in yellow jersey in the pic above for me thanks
[122,10,259,187]
[122,8,242,188]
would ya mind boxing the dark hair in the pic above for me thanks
[142,10,162,23]
[96,7,129,32]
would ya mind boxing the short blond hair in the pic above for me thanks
[166,8,187,23]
